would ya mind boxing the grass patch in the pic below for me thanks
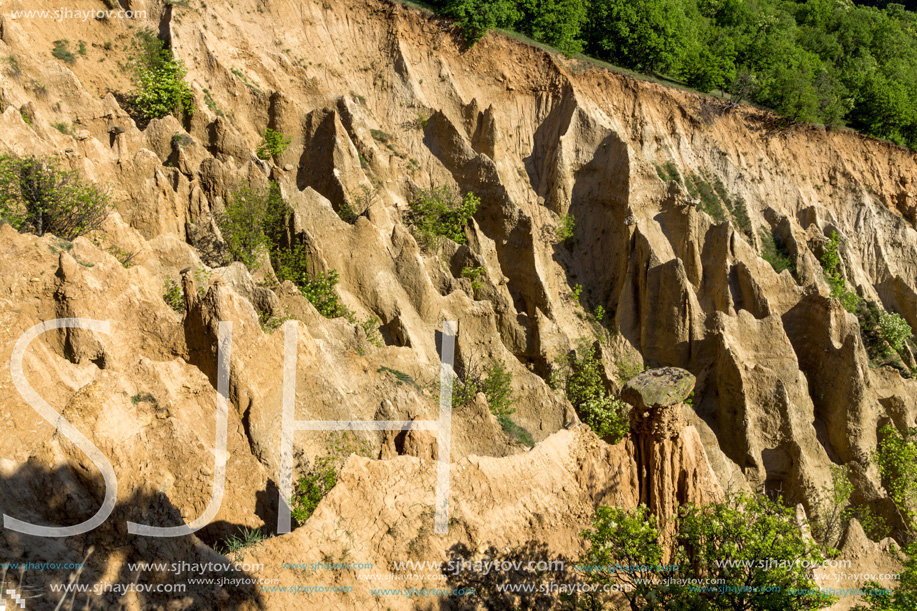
[217,527,265,562]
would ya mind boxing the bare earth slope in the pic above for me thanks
[0,0,915,608]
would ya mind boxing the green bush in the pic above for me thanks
[821,232,861,313]
[0,155,111,240]
[576,493,834,611]
[554,342,630,444]
[556,212,575,243]
[163,277,184,313]
[217,182,358,322]
[677,492,835,611]
[130,31,193,120]
[299,270,353,320]
[291,432,374,526]
[761,228,796,276]
[461,265,486,290]
[134,58,194,120]
[52,40,76,64]
[452,358,515,417]
[879,312,913,353]
[216,185,278,270]
[406,186,479,249]
[291,457,337,525]
[256,128,292,161]
[875,424,917,533]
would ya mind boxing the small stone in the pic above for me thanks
[74,130,90,141]
[283,164,294,171]
[622,367,696,409]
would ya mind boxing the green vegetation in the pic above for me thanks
[162,265,213,313]
[203,88,224,117]
[853,542,917,611]
[819,232,914,368]
[217,527,265,562]
[0,155,111,240]
[52,40,76,64]
[656,160,681,183]
[406,186,479,249]
[258,311,290,334]
[256,128,292,161]
[370,129,393,144]
[162,277,184,313]
[299,270,352,319]
[576,492,834,611]
[130,393,156,406]
[761,228,796,275]
[52,122,73,135]
[556,212,575,243]
[291,458,337,524]
[452,358,513,416]
[451,357,534,446]
[377,366,420,389]
[691,173,727,222]
[879,312,913,353]
[821,232,861,313]
[360,317,384,348]
[875,424,917,533]
[428,0,917,149]
[291,433,374,526]
[809,464,886,557]
[3,55,21,78]
[216,182,368,324]
[129,30,194,120]
[552,342,629,444]
[216,184,282,271]
[571,283,583,304]
[461,265,486,290]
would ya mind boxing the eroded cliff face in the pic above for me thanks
[0,0,915,608]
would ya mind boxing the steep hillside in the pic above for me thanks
[0,0,915,609]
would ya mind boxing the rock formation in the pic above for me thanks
[623,368,722,524]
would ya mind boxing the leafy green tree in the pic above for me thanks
[0,155,111,240]
[682,28,737,93]
[130,30,194,120]
[216,185,278,270]
[820,232,862,313]
[576,504,676,611]
[576,493,835,611]
[516,0,589,56]
[677,492,835,611]
[585,0,693,73]
[440,0,518,45]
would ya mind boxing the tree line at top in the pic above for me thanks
[427,0,917,149]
